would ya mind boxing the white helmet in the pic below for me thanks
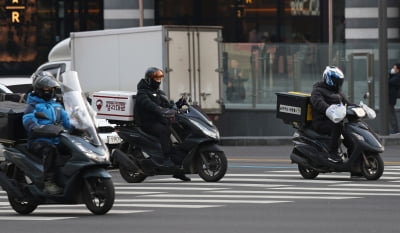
[322,66,344,91]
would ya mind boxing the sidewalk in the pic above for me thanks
[220,135,400,146]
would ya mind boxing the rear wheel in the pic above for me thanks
[82,177,115,215]
[298,164,319,179]
[119,166,147,183]
[197,151,227,182]
[5,165,37,215]
[360,153,384,180]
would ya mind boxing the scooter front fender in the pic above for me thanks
[82,167,112,179]
[348,124,384,153]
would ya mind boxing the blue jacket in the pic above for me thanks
[23,93,71,146]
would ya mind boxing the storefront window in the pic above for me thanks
[0,0,102,75]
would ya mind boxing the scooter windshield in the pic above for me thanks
[60,71,102,146]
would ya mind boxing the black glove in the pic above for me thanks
[159,108,176,118]
[32,124,65,138]
[175,96,188,108]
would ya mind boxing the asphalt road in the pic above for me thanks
[0,145,399,233]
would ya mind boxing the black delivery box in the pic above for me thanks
[0,101,27,142]
[276,92,312,125]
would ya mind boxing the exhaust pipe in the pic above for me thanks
[112,149,144,174]
[290,153,313,169]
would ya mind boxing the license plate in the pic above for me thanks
[107,135,122,144]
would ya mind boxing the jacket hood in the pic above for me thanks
[26,92,56,104]
[314,81,338,92]
[137,78,160,91]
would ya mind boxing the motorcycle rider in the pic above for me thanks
[310,66,350,163]
[134,67,191,181]
[23,71,71,195]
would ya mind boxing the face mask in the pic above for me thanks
[41,89,55,101]
[390,68,396,74]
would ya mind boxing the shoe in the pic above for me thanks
[327,152,342,163]
[173,173,191,182]
[44,181,63,195]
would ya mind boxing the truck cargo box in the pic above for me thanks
[276,92,312,126]
[91,91,136,122]
[0,101,27,142]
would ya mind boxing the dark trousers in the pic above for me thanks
[29,141,59,182]
[313,120,344,153]
[389,104,399,133]
[141,121,172,158]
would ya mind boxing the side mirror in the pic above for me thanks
[34,112,49,120]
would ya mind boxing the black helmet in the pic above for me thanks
[144,67,164,89]
[32,71,60,101]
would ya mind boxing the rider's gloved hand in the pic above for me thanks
[159,108,176,118]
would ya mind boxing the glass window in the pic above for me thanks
[0,0,103,76]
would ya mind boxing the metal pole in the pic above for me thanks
[139,0,144,27]
[328,0,333,65]
[379,0,389,135]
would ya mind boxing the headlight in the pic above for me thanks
[76,143,110,162]
[352,132,365,142]
[189,119,220,140]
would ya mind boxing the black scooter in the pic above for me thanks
[290,105,384,180]
[0,71,115,215]
[112,100,227,183]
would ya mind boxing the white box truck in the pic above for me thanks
[36,25,224,115]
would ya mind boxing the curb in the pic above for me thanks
[220,135,400,146]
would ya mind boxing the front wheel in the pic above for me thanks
[8,195,38,215]
[82,177,115,215]
[298,164,319,179]
[197,151,227,182]
[360,153,384,180]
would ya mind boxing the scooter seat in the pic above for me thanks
[15,143,42,164]
[301,128,331,140]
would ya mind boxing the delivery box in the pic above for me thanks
[91,91,136,122]
[276,92,312,125]
[0,101,27,142]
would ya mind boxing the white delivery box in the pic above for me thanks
[91,91,136,121]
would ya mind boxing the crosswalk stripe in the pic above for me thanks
[119,182,289,188]
[225,173,400,179]
[114,186,229,190]
[0,209,150,214]
[209,190,400,196]
[113,204,223,208]
[116,199,292,204]
[0,216,76,221]
[332,183,400,188]
[138,194,359,200]
[271,187,400,192]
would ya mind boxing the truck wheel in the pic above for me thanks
[298,164,319,179]
[82,177,115,215]
[197,151,227,182]
[360,153,384,180]
[119,166,147,183]
[8,195,38,215]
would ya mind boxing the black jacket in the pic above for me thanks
[134,79,172,126]
[389,72,400,106]
[310,81,350,127]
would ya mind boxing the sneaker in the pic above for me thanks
[172,173,191,182]
[327,152,342,163]
[44,181,63,195]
